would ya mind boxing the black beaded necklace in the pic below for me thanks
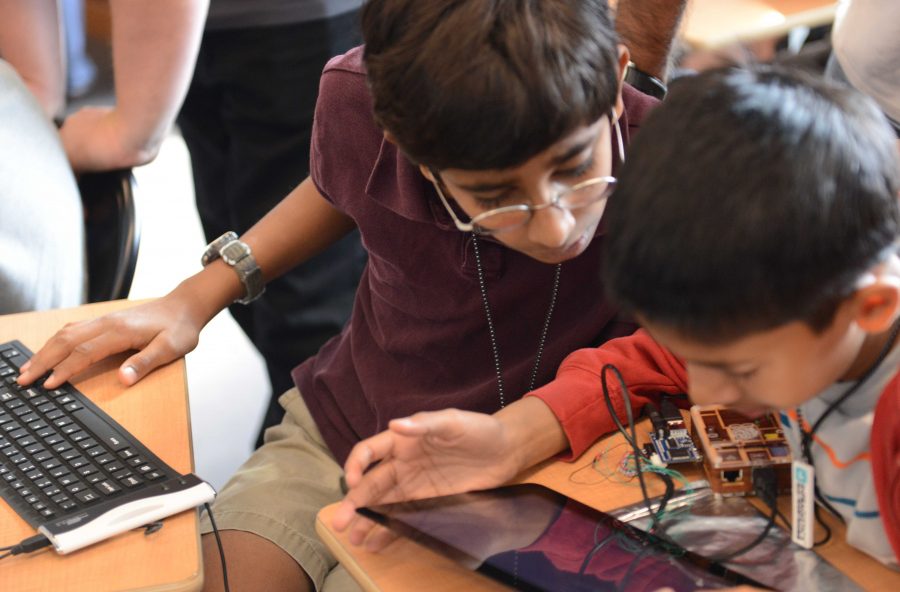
[470,233,562,408]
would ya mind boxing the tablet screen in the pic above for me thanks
[359,483,767,591]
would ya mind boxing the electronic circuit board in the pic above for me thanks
[690,405,792,495]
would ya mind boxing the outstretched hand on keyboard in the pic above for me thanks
[16,288,211,390]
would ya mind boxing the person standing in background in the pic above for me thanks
[177,1,367,447]
[0,0,208,171]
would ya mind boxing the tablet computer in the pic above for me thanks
[358,483,767,591]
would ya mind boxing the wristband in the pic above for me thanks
[624,62,667,100]
[201,231,265,305]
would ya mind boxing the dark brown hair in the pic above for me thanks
[605,67,900,342]
[361,0,619,170]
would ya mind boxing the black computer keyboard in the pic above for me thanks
[0,340,214,554]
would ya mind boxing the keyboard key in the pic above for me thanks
[75,490,100,504]
[33,450,52,463]
[77,464,98,477]
[59,474,79,487]
[52,442,72,454]
[35,427,56,439]
[52,417,73,428]
[24,445,45,459]
[105,461,125,474]
[96,481,121,496]
[18,436,37,448]
[72,409,130,451]
[41,458,62,471]
[120,475,142,488]
[66,482,88,494]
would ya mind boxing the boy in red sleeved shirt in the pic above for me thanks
[337,67,900,567]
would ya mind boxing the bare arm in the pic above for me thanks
[614,0,687,80]
[18,178,357,388]
[0,0,65,118]
[61,0,208,171]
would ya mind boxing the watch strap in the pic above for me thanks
[201,231,238,267]
[624,62,667,100]
[201,231,265,305]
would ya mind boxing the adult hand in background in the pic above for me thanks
[63,0,208,171]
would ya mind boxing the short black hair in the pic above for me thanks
[605,67,900,342]
[361,0,620,170]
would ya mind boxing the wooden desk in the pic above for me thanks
[317,421,900,592]
[681,0,838,49]
[0,301,203,592]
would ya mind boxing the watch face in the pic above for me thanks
[220,241,249,265]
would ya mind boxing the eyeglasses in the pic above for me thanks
[432,173,617,235]
[430,108,623,236]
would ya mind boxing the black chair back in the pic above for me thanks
[79,169,141,302]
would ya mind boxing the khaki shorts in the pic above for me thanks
[199,388,360,592]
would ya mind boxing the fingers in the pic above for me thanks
[17,319,108,387]
[17,309,188,389]
[362,524,398,552]
[343,431,396,488]
[389,409,470,443]
[117,335,182,386]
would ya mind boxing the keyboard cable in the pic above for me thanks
[205,502,231,592]
[0,533,52,560]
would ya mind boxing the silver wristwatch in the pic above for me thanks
[201,231,265,305]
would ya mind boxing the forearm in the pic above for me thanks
[0,0,65,118]
[497,397,569,474]
[104,0,208,166]
[614,0,687,80]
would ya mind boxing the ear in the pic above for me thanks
[851,277,900,333]
[383,129,399,145]
[613,45,630,121]
[418,164,435,183]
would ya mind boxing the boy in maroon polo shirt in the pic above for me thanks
[18,1,682,589]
